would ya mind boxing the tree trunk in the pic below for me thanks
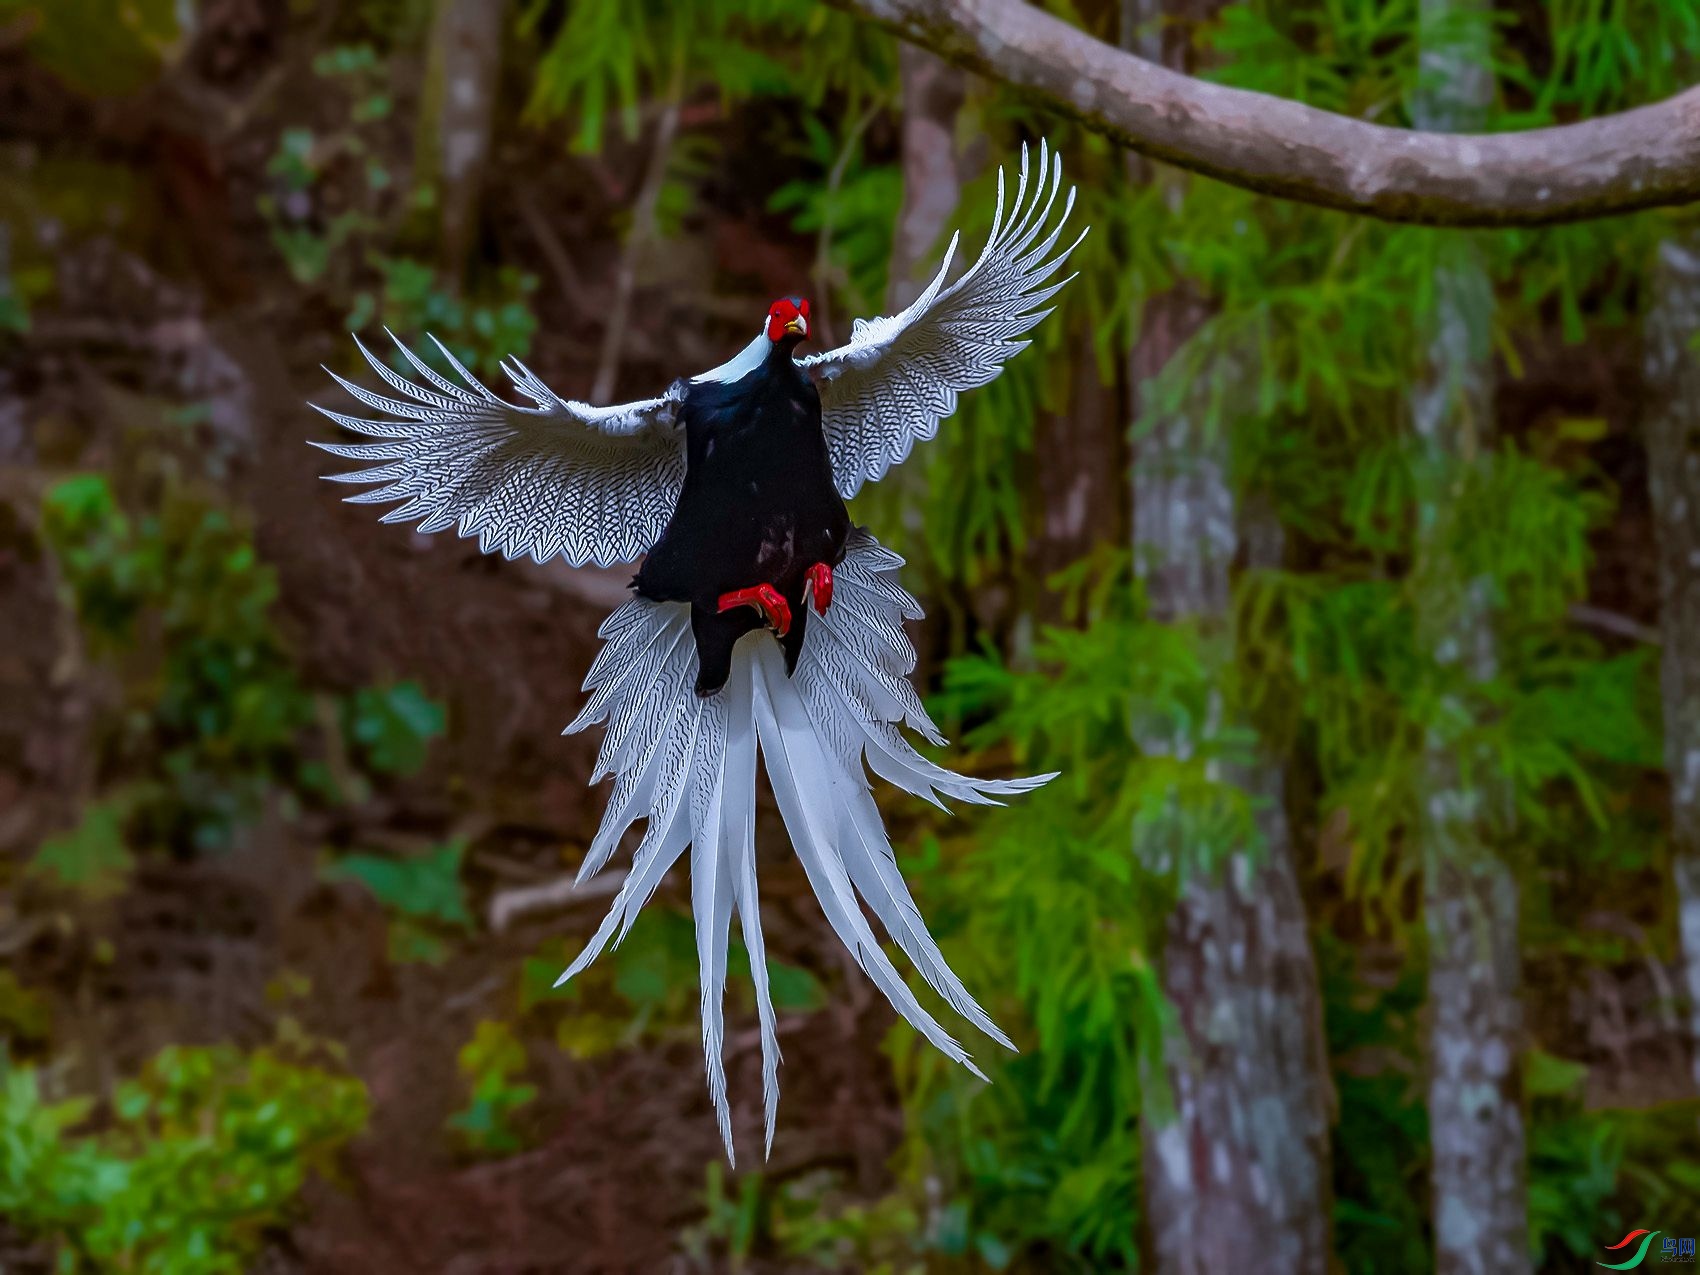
[1643,232,1700,1095]
[417,0,508,284]
[1128,13,1333,1275]
[590,60,682,405]
[1132,400,1334,1274]
[1412,4,1530,1272]
[1030,334,1127,614]
[880,43,974,636]
[888,44,972,311]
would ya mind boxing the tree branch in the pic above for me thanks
[824,0,1700,227]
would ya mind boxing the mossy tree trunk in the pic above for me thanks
[1131,397,1335,1274]
[1128,3,1334,1269]
[1643,230,1700,1097]
[1411,3,1530,1271]
[888,45,972,313]
[417,0,508,287]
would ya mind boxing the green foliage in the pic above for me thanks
[1316,934,1431,1272]
[1526,1087,1700,1269]
[758,955,826,1014]
[344,257,540,378]
[524,1,892,148]
[0,1043,368,1273]
[0,972,52,1045]
[926,573,1257,1212]
[40,473,447,857]
[41,474,322,850]
[769,116,903,325]
[681,1162,932,1274]
[29,795,134,900]
[859,569,1256,1266]
[322,841,472,965]
[859,2,1694,1268]
[447,1020,537,1156]
[257,39,537,375]
[344,681,448,777]
[257,44,396,288]
[521,909,824,1063]
[0,0,184,97]
[952,622,1261,877]
[540,909,701,1057]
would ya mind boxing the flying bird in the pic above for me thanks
[312,141,1083,1161]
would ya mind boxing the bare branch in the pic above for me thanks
[1568,602,1661,646]
[488,872,620,934]
[824,0,1700,227]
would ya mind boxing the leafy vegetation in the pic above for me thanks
[818,0,1698,1267]
[322,840,471,964]
[41,473,327,851]
[39,473,447,854]
[258,38,538,375]
[447,1019,537,1156]
[0,1043,367,1273]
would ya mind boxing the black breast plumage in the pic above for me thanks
[633,339,851,695]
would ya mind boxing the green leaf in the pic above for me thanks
[30,800,133,899]
[767,960,824,1012]
[322,841,471,928]
[345,681,446,776]
[1526,1048,1589,1098]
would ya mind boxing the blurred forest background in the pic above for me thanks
[3,0,1700,1271]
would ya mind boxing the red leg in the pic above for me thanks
[805,562,834,614]
[717,583,792,636]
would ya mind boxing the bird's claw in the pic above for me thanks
[806,562,834,615]
[718,583,792,637]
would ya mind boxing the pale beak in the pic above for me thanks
[784,316,807,337]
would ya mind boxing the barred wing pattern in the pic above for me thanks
[311,332,686,567]
[800,139,1087,498]
[559,530,1055,1162]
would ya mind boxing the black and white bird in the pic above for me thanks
[313,142,1082,1160]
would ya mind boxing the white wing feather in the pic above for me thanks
[311,331,686,567]
[799,139,1087,498]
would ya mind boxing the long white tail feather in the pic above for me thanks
[749,641,985,1082]
[720,656,778,1156]
[830,778,1014,1050]
[591,623,693,776]
[688,675,736,1161]
[556,805,691,986]
[558,530,1053,1160]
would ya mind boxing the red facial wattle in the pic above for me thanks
[766,297,811,342]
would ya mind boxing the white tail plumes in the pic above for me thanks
[557,530,1056,1163]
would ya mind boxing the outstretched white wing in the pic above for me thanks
[799,140,1086,499]
[311,332,687,567]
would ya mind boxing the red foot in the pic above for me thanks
[718,583,792,636]
[806,562,834,614]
